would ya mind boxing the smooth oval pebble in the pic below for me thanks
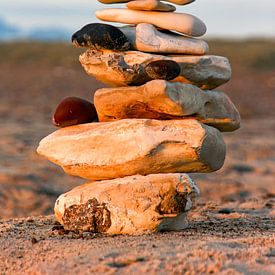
[71,23,131,51]
[145,60,181,80]
[53,97,98,128]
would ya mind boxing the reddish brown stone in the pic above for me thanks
[53,97,98,128]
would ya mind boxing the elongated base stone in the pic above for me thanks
[79,50,231,90]
[94,80,241,132]
[54,173,200,235]
[37,119,226,181]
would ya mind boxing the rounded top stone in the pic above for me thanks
[53,97,98,128]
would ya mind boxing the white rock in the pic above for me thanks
[37,119,226,180]
[54,173,200,234]
[79,49,232,89]
[120,23,209,55]
[94,80,241,132]
[96,9,206,37]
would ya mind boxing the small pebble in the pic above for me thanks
[145,60,181,80]
[53,97,98,127]
[218,208,234,214]
[72,23,131,51]
[31,237,38,244]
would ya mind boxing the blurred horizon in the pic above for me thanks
[0,0,275,41]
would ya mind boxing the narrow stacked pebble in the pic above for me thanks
[37,0,240,235]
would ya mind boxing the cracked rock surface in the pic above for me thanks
[55,173,199,234]
[79,49,231,89]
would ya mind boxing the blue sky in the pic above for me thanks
[1,0,275,38]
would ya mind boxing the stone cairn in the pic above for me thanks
[37,0,240,235]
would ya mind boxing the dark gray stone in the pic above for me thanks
[145,60,181,81]
[72,23,131,51]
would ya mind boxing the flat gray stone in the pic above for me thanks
[120,23,209,54]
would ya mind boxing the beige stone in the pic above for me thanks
[37,119,226,180]
[54,173,200,234]
[96,9,206,37]
[79,49,231,89]
[98,0,195,6]
[94,80,241,132]
[127,0,176,12]
[120,23,209,55]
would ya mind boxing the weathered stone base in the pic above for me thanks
[54,173,199,235]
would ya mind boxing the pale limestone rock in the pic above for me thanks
[54,173,200,234]
[98,0,195,6]
[37,119,226,180]
[127,0,176,12]
[94,80,241,132]
[96,9,206,37]
[79,49,231,89]
[120,23,209,55]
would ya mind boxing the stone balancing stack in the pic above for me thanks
[37,0,241,235]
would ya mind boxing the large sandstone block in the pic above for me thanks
[37,119,226,180]
[79,49,231,90]
[54,173,200,234]
[94,80,241,132]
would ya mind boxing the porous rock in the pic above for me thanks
[37,119,226,180]
[96,9,206,37]
[72,23,130,51]
[54,173,200,234]
[79,49,231,89]
[94,80,241,132]
[120,23,209,55]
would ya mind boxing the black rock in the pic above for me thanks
[145,60,181,81]
[72,23,131,51]
[53,97,98,128]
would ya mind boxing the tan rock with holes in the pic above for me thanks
[37,119,226,180]
[79,50,231,89]
[120,23,209,55]
[96,9,206,37]
[54,173,199,234]
[94,80,241,132]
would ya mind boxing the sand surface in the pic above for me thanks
[0,41,274,273]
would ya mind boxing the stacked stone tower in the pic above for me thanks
[37,0,240,234]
